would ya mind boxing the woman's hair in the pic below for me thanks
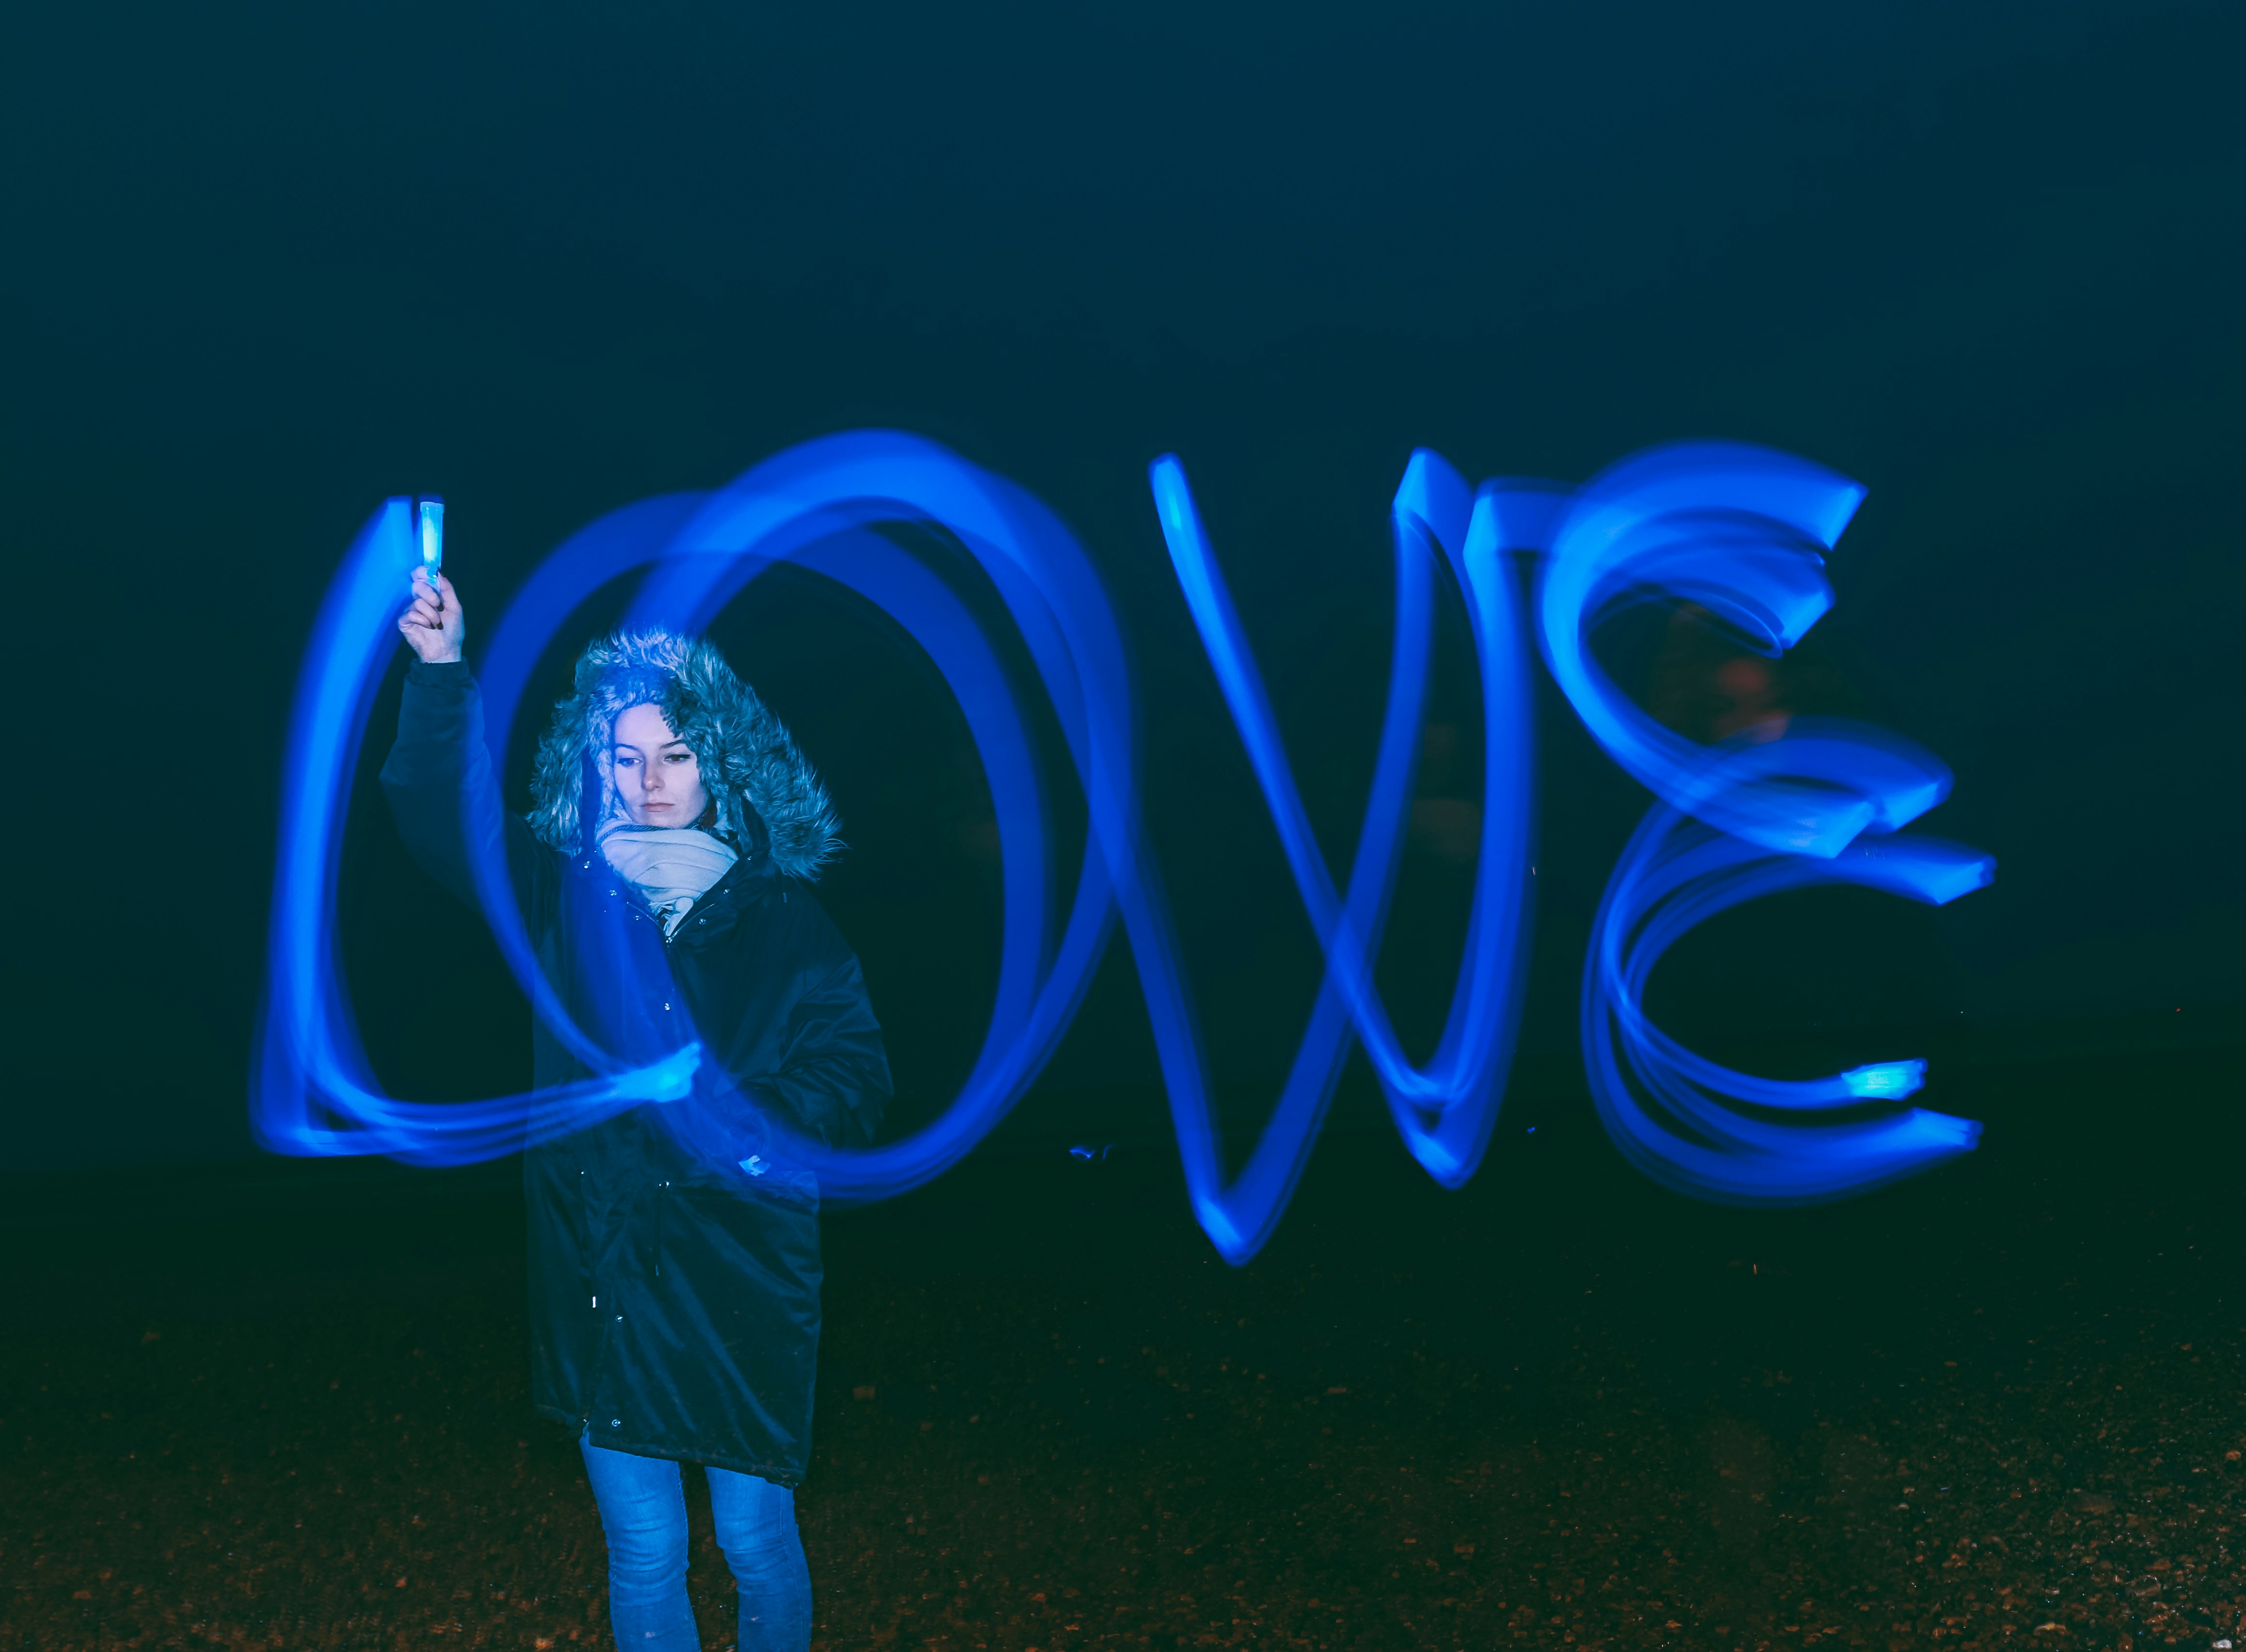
[527,629,841,878]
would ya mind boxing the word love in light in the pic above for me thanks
[257,433,1991,1263]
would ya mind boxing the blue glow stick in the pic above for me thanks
[417,498,443,595]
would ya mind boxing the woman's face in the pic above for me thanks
[610,702,711,827]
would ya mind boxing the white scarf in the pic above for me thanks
[598,826,739,937]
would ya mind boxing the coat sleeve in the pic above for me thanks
[744,952,893,1151]
[377,659,538,911]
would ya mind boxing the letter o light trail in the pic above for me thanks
[257,432,1994,1263]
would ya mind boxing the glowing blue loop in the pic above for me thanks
[256,429,1998,1260]
[463,491,1081,1168]
[467,446,1119,1199]
[1534,442,1954,858]
[1582,797,1992,1202]
[254,498,706,1167]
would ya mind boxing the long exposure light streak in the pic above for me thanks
[256,431,1993,1261]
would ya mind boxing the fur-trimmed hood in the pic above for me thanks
[528,630,840,879]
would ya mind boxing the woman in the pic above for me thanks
[383,566,890,1652]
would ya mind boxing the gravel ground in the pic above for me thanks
[6,1029,2243,1652]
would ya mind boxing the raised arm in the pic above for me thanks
[378,570,535,910]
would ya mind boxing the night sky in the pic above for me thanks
[5,0,2237,1169]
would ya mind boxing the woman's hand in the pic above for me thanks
[398,567,465,664]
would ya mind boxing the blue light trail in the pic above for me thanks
[255,432,1993,1261]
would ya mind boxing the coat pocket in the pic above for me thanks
[662,1184,822,1356]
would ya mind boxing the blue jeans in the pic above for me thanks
[578,1433,811,1652]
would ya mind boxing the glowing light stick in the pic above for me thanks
[417,497,444,593]
[254,432,1993,1260]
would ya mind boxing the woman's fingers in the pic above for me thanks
[400,567,465,662]
[403,570,459,622]
[406,571,463,627]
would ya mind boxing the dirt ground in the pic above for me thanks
[7,1027,2244,1652]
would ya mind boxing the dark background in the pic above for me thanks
[6,9,2246,1649]
[2,0,2239,1172]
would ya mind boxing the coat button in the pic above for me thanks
[610,1418,622,1429]
[614,1314,623,1323]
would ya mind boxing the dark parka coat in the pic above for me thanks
[380,643,889,1486]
